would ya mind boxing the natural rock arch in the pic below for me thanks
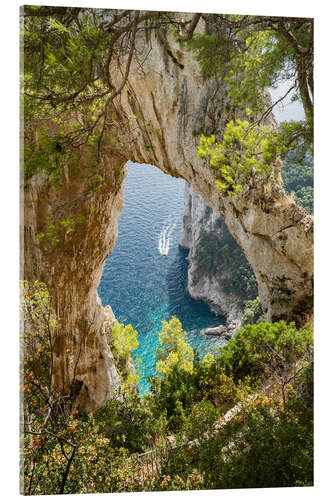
[23,28,313,409]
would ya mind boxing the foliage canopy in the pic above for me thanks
[21,281,313,493]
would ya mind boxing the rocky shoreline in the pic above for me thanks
[201,320,239,339]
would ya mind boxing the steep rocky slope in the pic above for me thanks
[180,183,244,329]
[23,21,313,409]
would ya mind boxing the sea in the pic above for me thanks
[98,162,227,394]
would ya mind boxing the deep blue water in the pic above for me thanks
[98,162,227,393]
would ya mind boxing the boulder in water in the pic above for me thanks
[201,325,232,339]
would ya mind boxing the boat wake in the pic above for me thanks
[158,222,176,256]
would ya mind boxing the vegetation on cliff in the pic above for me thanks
[22,281,313,494]
[189,14,313,194]
[194,221,258,305]
[22,8,313,189]
[191,149,313,307]
[283,151,314,213]
[21,7,314,495]
[105,321,140,389]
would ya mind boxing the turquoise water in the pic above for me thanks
[98,162,227,393]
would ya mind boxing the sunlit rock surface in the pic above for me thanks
[23,21,313,409]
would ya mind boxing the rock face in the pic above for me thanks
[23,22,313,409]
[180,182,243,329]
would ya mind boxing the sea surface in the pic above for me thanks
[98,162,227,393]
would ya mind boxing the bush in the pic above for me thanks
[155,317,194,377]
[241,296,265,325]
[282,152,313,213]
[213,398,313,489]
[106,321,140,389]
[218,321,313,385]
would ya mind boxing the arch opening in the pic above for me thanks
[98,161,228,394]
[23,19,313,410]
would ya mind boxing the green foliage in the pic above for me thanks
[23,134,77,185]
[150,351,239,433]
[148,319,313,491]
[193,229,225,275]
[217,320,313,385]
[282,151,313,213]
[189,18,313,123]
[181,399,219,442]
[225,30,297,115]
[198,120,278,195]
[194,222,258,305]
[22,9,113,186]
[212,399,313,489]
[107,321,140,389]
[95,392,167,454]
[37,216,78,245]
[155,317,194,377]
[278,119,314,160]
[220,261,257,303]
[111,322,139,359]
[23,10,109,119]
[241,296,265,326]
[186,33,228,77]
[189,28,290,114]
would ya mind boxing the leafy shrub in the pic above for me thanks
[217,321,313,384]
[198,120,275,195]
[212,398,313,489]
[106,321,140,389]
[282,151,313,213]
[241,296,265,325]
[155,317,194,377]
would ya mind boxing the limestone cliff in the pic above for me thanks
[23,19,313,409]
[180,183,245,329]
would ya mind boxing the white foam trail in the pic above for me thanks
[158,222,176,255]
[158,224,169,254]
[165,222,176,254]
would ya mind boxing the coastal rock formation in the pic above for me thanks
[180,183,243,328]
[200,324,235,339]
[23,21,313,409]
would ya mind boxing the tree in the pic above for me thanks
[217,320,313,386]
[22,9,313,195]
[106,321,140,389]
[188,14,313,193]
[22,7,202,179]
[21,280,142,494]
[188,15,313,123]
[155,317,194,377]
[198,119,280,195]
